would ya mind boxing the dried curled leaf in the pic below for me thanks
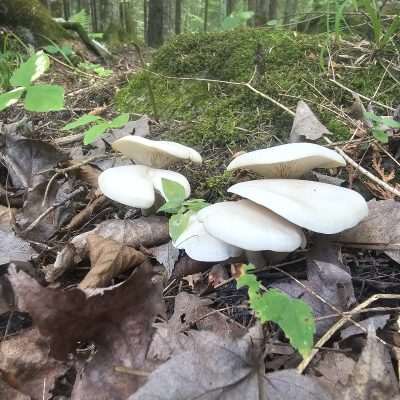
[48,216,169,281]
[79,235,147,289]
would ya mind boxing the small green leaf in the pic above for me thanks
[372,129,389,143]
[169,212,191,242]
[63,114,103,130]
[24,84,64,112]
[109,113,129,128]
[182,198,209,212]
[161,178,186,204]
[0,87,25,111]
[10,51,50,88]
[83,123,109,145]
[157,201,182,214]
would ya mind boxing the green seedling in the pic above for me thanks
[364,111,400,144]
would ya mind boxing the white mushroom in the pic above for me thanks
[174,214,242,262]
[112,136,202,168]
[98,165,190,209]
[229,179,368,234]
[226,142,346,178]
[196,199,306,252]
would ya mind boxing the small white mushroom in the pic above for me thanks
[229,179,368,234]
[226,142,346,178]
[98,165,190,209]
[174,214,242,262]
[197,199,306,252]
[112,136,202,168]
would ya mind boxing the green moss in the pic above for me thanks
[116,29,397,198]
[0,0,70,44]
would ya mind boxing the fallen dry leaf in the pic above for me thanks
[0,134,67,190]
[338,199,400,263]
[0,328,69,399]
[149,241,179,278]
[0,205,15,225]
[48,216,169,281]
[171,255,213,278]
[273,240,355,335]
[149,292,245,361]
[312,352,356,390]
[79,234,147,288]
[340,314,390,341]
[338,327,400,400]
[133,325,332,400]
[8,261,164,400]
[0,226,38,265]
[0,379,30,400]
[289,101,331,142]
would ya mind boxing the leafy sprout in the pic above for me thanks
[0,51,64,112]
[158,179,208,241]
[364,111,400,144]
[63,113,130,145]
[237,264,315,358]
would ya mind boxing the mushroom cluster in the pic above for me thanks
[98,136,202,210]
[175,142,368,262]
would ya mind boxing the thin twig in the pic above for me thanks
[23,187,85,234]
[298,294,400,373]
[329,79,395,111]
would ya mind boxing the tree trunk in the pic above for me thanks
[247,0,256,26]
[63,0,71,20]
[269,0,277,20]
[254,0,269,26]
[147,0,163,47]
[226,0,237,16]
[175,0,182,34]
[0,0,70,44]
[102,0,121,42]
[90,0,98,32]
[144,0,148,43]
[204,0,209,32]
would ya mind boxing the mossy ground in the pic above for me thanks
[116,29,398,199]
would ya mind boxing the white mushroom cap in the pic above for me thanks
[174,214,242,262]
[226,143,346,178]
[98,165,190,209]
[112,136,202,168]
[197,200,306,252]
[229,179,368,234]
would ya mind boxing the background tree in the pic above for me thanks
[147,0,164,47]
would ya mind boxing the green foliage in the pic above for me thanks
[364,111,400,144]
[158,179,208,242]
[63,113,129,145]
[358,0,400,49]
[70,9,104,40]
[0,51,64,112]
[237,264,315,358]
[78,62,112,77]
[221,11,254,31]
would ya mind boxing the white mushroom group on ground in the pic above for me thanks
[98,136,202,209]
[175,142,368,262]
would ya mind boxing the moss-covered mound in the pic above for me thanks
[116,29,397,199]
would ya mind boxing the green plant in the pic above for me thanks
[158,179,208,241]
[221,11,254,31]
[358,0,400,49]
[78,61,112,77]
[364,111,400,144]
[63,113,130,145]
[43,41,74,66]
[0,51,64,112]
[237,264,315,358]
[70,9,104,39]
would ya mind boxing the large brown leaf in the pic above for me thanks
[79,234,147,289]
[338,199,400,263]
[132,326,332,400]
[0,328,69,399]
[8,261,164,400]
[48,216,169,281]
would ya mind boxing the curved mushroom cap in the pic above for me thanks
[226,143,346,178]
[98,165,190,209]
[229,179,368,234]
[197,200,305,252]
[112,136,202,168]
[174,214,242,262]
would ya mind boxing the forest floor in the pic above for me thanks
[1,32,400,400]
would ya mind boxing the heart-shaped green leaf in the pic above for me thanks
[24,84,64,112]
[0,87,25,111]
